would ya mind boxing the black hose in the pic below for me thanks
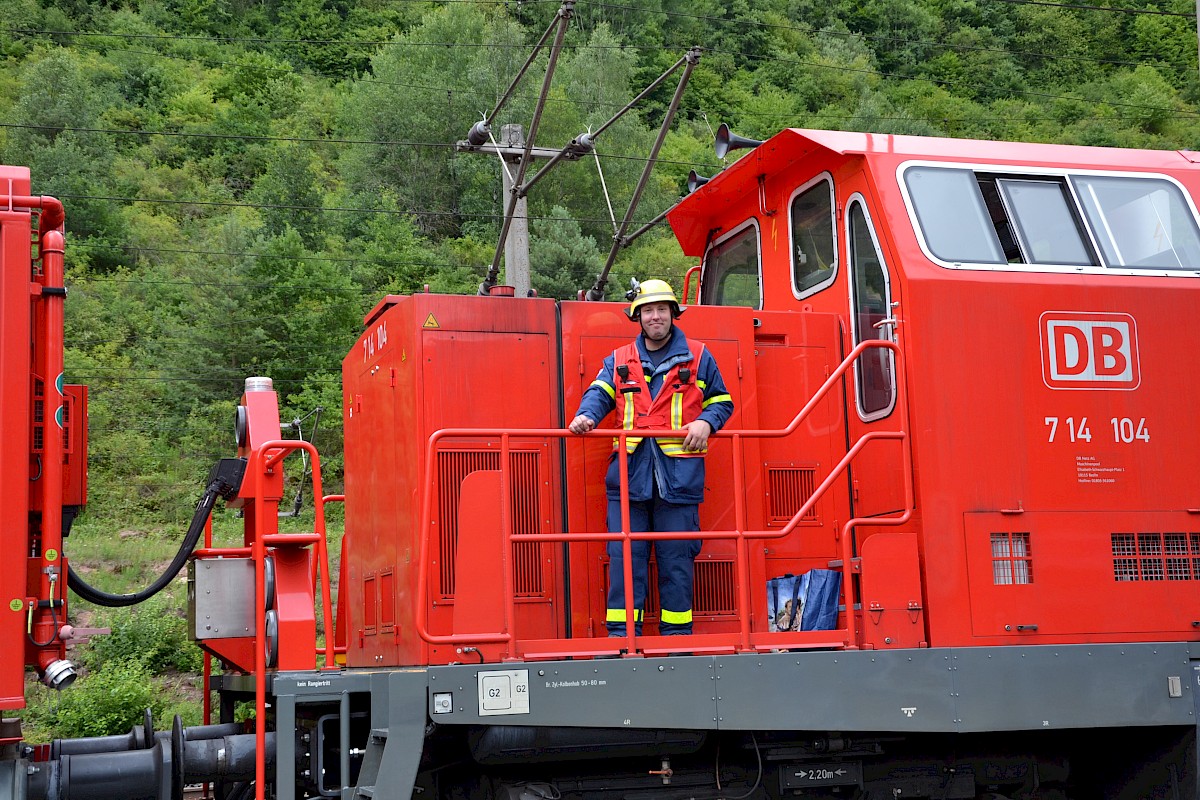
[66,458,247,608]
[67,489,216,607]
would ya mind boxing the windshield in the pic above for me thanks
[903,165,1200,272]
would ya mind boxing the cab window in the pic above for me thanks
[701,222,762,309]
[903,164,1200,272]
[993,178,1094,266]
[789,177,836,296]
[847,198,896,419]
[1073,174,1200,269]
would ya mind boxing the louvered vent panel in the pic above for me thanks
[437,451,496,597]
[509,451,543,596]
[694,560,736,615]
[436,449,544,598]
[363,575,377,633]
[379,570,395,631]
[767,466,818,524]
[62,396,71,452]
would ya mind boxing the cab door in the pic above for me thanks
[841,180,908,518]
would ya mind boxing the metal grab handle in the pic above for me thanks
[872,317,897,330]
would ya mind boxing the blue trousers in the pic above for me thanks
[605,495,701,636]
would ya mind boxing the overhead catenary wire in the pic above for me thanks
[97,36,1170,105]
[76,244,459,272]
[51,192,672,227]
[696,45,1200,119]
[0,122,718,169]
[582,0,1194,23]
[7,38,1195,158]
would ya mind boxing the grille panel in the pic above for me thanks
[1112,532,1200,581]
[694,560,736,615]
[766,465,818,524]
[436,449,544,599]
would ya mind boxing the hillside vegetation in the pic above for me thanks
[3,0,1199,522]
[3,0,1198,739]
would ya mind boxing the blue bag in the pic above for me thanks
[767,569,841,632]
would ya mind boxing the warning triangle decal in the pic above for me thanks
[422,313,440,329]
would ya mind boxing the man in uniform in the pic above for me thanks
[569,280,733,638]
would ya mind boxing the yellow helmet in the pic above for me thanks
[626,278,684,320]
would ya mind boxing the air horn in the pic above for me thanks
[714,123,764,159]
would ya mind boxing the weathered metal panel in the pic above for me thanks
[950,643,1196,732]
[712,649,955,732]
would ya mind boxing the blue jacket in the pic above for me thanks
[574,326,734,504]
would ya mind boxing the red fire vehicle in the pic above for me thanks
[3,125,1199,800]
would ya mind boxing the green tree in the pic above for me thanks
[250,144,328,247]
[3,50,126,266]
[241,228,361,402]
[277,0,361,78]
[337,5,512,238]
[530,205,604,300]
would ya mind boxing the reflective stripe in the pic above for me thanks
[659,440,694,456]
[697,379,707,390]
[702,393,732,409]
[606,608,644,622]
[660,391,689,455]
[591,379,616,398]
[660,609,693,624]
[657,393,696,455]
[620,396,641,451]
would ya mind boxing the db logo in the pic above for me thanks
[1040,312,1140,390]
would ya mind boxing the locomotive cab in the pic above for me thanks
[670,129,1200,649]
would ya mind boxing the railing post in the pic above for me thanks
[252,450,267,800]
[731,433,753,652]
[618,436,637,656]
[839,518,859,650]
[500,433,519,659]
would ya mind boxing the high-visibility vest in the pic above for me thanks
[611,342,706,457]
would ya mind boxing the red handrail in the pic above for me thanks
[191,439,333,800]
[414,339,911,656]
[321,495,347,656]
[682,264,702,304]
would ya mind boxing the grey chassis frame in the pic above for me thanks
[259,641,1200,800]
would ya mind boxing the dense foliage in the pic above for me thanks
[21,592,204,739]
[1,0,1198,524]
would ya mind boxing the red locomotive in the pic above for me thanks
[3,124,1199,800]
